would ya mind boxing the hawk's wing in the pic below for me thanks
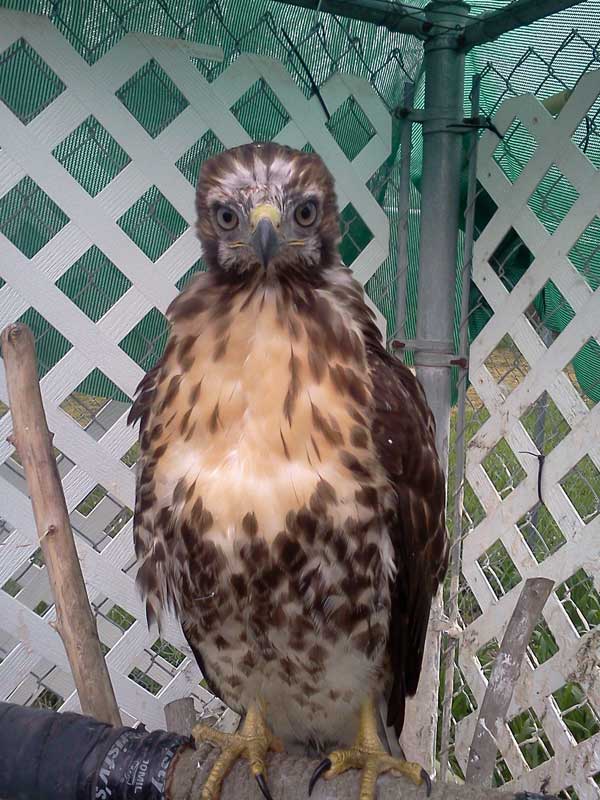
[368,348,448,737]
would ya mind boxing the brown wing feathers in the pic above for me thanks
[369,348,448,736]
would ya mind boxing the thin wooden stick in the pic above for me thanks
[466,577,554,785]
[1,322,121,727]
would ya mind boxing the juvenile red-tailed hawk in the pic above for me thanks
[130,142,447,800]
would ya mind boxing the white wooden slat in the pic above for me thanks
[0,644,39,702]
[0,475,196,724]
[472,186,600,369]
[91,33,165,94]
[350,239,389,285]
[340,73,392,145]
[154,228,203,284]
[0,9,23,50]
[29,224,92,283]
[544,370,590,431]
[154,105,210,164]
[318,72,355,119]
[95,289,154,363]
[210,53,263,113]
[0,149,26,193]
[134,34,224,65]
[473,89,600,354]
[94,162,153,221]
[27,89,89,150]
[274,119,309,152]
[458,595,578,698]
[0,286,29,331]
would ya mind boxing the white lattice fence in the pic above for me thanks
[453,71,600,796]
[0,9,390,728]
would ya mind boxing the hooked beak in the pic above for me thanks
[250,204,281,268]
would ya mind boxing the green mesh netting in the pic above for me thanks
[0,0,598,404]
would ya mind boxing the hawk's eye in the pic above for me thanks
[294,201,318,227]
[216,206,239,230]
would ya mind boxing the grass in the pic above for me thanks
[509,707,554,768]
[76,484,108,516]
[60,391,109,427]
[552,682,600,743]
[121,441,140,467]
[107,603,136,631]
[152,638,185,668]
[32,687,64,711]
[556,569,600,635]
[2,578,21,597]
[33,600,50,616]
[129,666,162,695]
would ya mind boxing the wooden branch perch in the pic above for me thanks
[1,322,121,727]
[170,746,560,800]
[466,577,554,786]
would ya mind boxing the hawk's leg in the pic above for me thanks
[308,697,431,799]
[193,699,283,800]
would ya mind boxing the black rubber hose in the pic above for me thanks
[0,701,193,800]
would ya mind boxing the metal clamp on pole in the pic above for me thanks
[391,338,468,369]
[446,115,503,138]
[393,108,501,140]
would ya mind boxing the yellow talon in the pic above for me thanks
[309,698,431,800]
[193,700,283,800]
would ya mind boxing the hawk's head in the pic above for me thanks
[195,142,340,277]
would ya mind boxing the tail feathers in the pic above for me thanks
[377,696,404,759]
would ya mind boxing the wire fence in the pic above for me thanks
[1,0,600,791]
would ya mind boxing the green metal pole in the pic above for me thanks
[414,0,467,477]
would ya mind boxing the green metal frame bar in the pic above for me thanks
[272,0,587,47]
[269,0,430,38]
[461,0,588,49]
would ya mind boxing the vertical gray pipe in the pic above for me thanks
[402,0,469,773]
[394,82,415,357]
[439,73,481,782]
[415,0,469,471]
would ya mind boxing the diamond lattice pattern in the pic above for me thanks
[454,71,600,795]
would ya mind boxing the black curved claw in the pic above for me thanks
[420,768,432,797]
[255,773,274,800]
[308,758,332,796]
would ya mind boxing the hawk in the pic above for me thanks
[130,142,448,800]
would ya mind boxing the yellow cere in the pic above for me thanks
[250,204,281,229]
